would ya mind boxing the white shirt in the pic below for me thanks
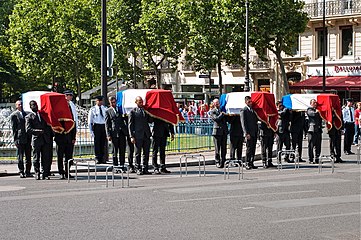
[88,105,107,134]
[68,101,78,130]
[342,106,355,123]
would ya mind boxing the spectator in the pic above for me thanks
[353,102,361,145]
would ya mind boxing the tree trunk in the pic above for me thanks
[217,61,222,97]
[275,51,289,95]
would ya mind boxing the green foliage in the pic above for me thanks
[7,0,101,97]
[180,0,245,72]
[249,0,309,93]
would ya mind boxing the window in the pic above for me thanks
[291,36,300,56]
[343,0,353,10]
[341,26,353,56]
[316,28,328,58]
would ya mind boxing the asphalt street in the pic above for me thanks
[0,139,360,240]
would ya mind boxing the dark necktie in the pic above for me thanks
[350,108,353,122]
[99,106,104,118]
[140,108,145,117]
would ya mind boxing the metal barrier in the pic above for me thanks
[179,154,206,177]
[224,160,243,180]
[357,143,361,165]
[318,155,334,173]
[277,150,299,171]
[105,165,130,188]
[67,158,97,183]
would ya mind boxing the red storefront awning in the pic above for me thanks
[290,76,361,90]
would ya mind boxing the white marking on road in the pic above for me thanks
[273,212,360,223]
[251,194,360,208]
[167,190,317,203]
[0,186,25,192]
[164,178,350,193]
[242,207,255,210]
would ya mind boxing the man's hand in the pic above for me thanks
[131,137,136,144]
[246,133,251,140]
[171,134,175,141]
[108,137,112,142]
[72,139,76,144]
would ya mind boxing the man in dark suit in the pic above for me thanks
[152,118,174,174]
[240,96,259,170]
[276,101,291,163]
[209,98,228,168]
[290,110,306,162]
[25,100,53,180]
[227,115,244,164]
[259,119,275,168]
[129,96,153,175]
[105,96,128,171]
[328,111,343,163]
[306,99,323,164]
[10,100,32,178]
[124,114,135,173]
[54,121,76,179]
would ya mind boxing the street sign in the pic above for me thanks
[199,74,210,78]
[107,44,114,68]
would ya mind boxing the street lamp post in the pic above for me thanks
[244,0,250,92]
[101,0,108,104]
[322,0,326,92]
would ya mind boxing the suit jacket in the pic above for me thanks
[209,107,228,136]
[306,107,322,133]
[10,110,31,145]
[240,106,258,137]
[277,108,290,134]
[105,106,128,138]
[290,111,305,133]
[25,112,53,148]
[54,121,76,145]
[227,115,243,137]
[152,118,175,138]
[128,107,152,140]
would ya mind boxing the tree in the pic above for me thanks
[180,0,245,96]
[136,0,189,89]
[8,0,101,101]
[249,0,308,94]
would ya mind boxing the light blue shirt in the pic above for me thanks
[342,106,355,123]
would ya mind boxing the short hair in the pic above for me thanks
[29,100,36,105]
[310,99,317,104]
[245,96,251,101]
[108,96,116,102]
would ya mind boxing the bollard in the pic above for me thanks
[179,154,206,177]
[277,150,298,171]
[68,158,97,183]
[224,159,243,180]
[318,155,334,173]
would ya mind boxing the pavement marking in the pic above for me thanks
[163,178,350,194]
[242,207,255,210]
[273,212,360,223]
[167,190,317,203]
[251,194,360,209]
[0,186,25,192]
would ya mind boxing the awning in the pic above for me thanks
[290,76,361,90]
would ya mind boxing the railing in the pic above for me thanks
[0,117,215,159]
[304,0,361,18]
[251,60,271,69]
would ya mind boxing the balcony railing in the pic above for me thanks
[251,60,271,69]
[304,0,361,18]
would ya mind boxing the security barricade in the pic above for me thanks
[224,159,243,180]
[105,165,130,188]
[318,155,334,173]
[277,150,299,171]
[179,154,206,177]
[67,158,97,183]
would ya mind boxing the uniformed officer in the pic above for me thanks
[342,98,355,155]
[88,96,107,164]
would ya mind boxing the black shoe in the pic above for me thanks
[285,159,294,163]
[309,160,314,164]
[129,168,136,174]
[251,165,258,169]
[143,170,152,175]
[335,158,344,163]
[216,163,224,168]
[267,162,275,168]
[160,168,171,174]
[245,165,252,170]
[19,172,26,178]
[153,169,161,175]
[298,158,306,162]
[315,159,319,164]
[347,151,355,155]
[59,174,65,180]
[26,173,33,178]
[42,175,50,180]
[136,169,143,175]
